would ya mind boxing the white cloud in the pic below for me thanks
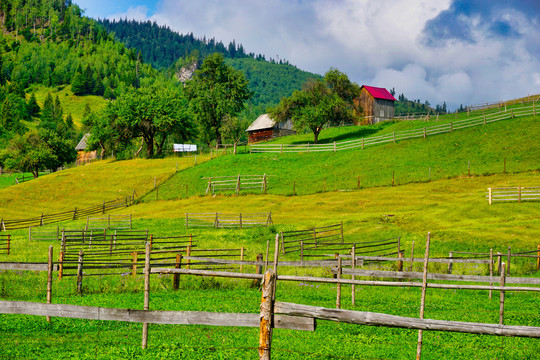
[90,0,540,110]
[107,6,151,21]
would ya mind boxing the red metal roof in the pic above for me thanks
[362,86,397,101]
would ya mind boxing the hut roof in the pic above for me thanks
[361,86,397,101]
[246,114,276,132]
[75,133,91,151]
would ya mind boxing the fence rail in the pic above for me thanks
[86,214,132,230]
[487,186,540,204]
[204,174,269,195]
[1,197,132,231]
[185,212,273,229]
[0,234,11,255]
[249,103,537,154]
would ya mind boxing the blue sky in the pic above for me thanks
[75,0,540,110]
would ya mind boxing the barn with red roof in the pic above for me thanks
[356,85,397,124]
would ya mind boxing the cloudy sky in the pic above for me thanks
[76,0,540,110]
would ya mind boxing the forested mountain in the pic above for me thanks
[98,19,321,115]
[98,19,270,69]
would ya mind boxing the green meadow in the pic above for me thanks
[0,108,539,359]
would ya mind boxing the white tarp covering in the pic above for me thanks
[173,144,197,152]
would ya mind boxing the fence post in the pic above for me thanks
[393,131,396,143]
[409,241,415,271]
[450,121,453,132]
[496,252,502,275]
[340,221,344,244]
[397,251,403,272]
[351,244,356,306]
[142,242,151,349]
[40,213,44,226]
[214,212,219,228]
[45,245,53,323]
[186,245,191,269]
[336,257,342,309]
[173,253,182,290]
[185,213,189,230]
[259,269,276,360]
[6,234,10,255]
[132,251,138,278]
[488,188,492,205]
[263,173,267,194]
[73,208,77,220]
[236,175,241,196]
[28,225,32,242]
[448,252,453,274]
[76,250,84,294]
[58,251,64,280]
[489,249,493,300]
[537,244,540,271]
[240,247,245,272]
[507,246,511,275]
[1,219,5,231]
[416,232,431,360]
[102,201,105,214]
[280,144,283,154]
[334,141,337,152]
[518,186,521,203]
[499,262,506,325]
[280,232,285,254]
[423,127,426,138]
[239,213,243,230]
[361,138,364,149]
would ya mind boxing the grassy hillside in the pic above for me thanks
[147,115,539,199]
[0,155,208,219]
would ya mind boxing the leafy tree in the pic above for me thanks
[96,81,194,158]
[184,53,250,146]
[0,129,75,177]
[270,69,360,143]
[221,115,250,154]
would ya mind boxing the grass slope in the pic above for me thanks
[0,155,209,219]
[149,115,539,199]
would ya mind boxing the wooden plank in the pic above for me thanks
[274,301,540,338]
[0,301,314,331]
[0,263,58,271]
[338,268,540,285]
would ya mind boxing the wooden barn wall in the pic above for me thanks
[374,99,395,121]
[248,129,274,143]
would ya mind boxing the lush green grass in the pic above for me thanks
[0,105,539,359]
[148,115,539,200]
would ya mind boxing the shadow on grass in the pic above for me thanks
[286,123,392,145]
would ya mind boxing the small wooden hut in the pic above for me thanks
[356,86,396,124]
[246,114,295,143]
[75,133,98,165]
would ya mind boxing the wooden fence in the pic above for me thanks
[185,212,273,229]
[279,223,401,261]
[1,197,132,231]
[249,103,538,154]
[2,236,540,358]
[487,186,540,204]
[29,226,60,242]
[0,234,10,255]
[205,174,269,195]
[86,214,132,230]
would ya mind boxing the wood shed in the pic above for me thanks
[245,114,296,143]
[356,85,397,124]
[75,133,98,165]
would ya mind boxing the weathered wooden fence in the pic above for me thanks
[2,235,540,358]
[1,197,132,231]
[86,214,132,230]
[487,186,540,204]
[29,226,60,242]
[185,212,273,229]
[205,174,269,195]
[249,103,538,154]
[0,234,10,255]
